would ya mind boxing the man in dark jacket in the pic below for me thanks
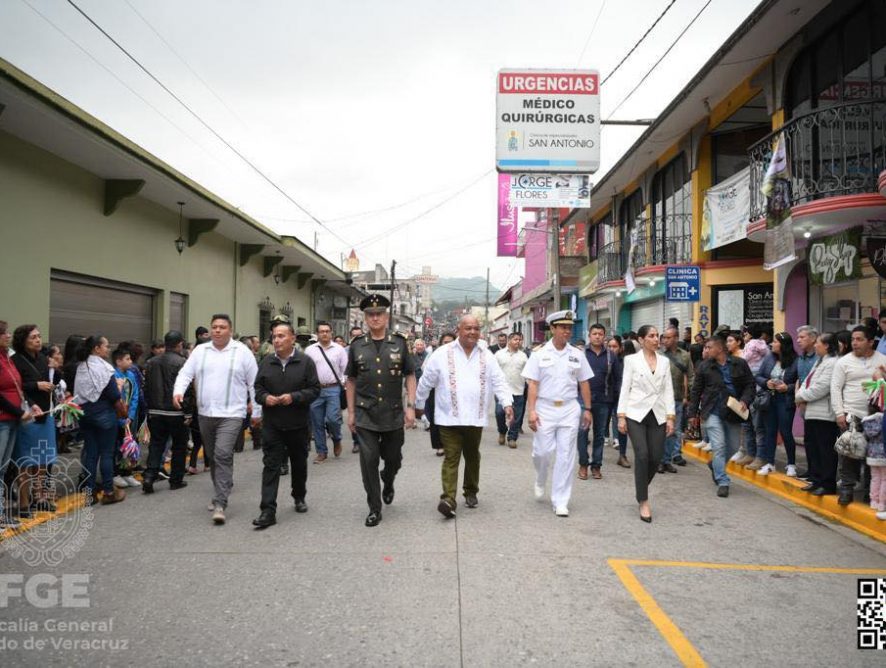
[252,321,321,528]
[577,323,623,478]
[142,331,190,494]
[688,335,755,498]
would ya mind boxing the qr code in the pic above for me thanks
[858,578,886,650]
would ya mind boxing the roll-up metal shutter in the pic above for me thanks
[664,301,692,332]
[50,271,155,346]
[630,298,664,333]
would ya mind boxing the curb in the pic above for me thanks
[682,441,886,545]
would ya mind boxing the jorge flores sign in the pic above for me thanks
[496,69,600,173]
[505,173,591,208]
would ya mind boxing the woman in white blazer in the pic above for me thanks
[616,325,676,522]
[794,332,839,495]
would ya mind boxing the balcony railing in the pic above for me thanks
[596,231,693,284]
[748,99,886,221]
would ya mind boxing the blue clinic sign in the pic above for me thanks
[665,266,700,302]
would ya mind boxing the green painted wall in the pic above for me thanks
[0,129,313,344]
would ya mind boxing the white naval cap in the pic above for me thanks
[546,310,575,327]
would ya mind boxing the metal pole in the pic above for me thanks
[389,260,396,316]
[552,208,561,308]
[483,266,491,340]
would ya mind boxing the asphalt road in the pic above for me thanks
[2,420,886,667]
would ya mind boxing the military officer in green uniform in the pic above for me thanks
[345,294,416,527]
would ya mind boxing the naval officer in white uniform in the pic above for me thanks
[522,310,593,517]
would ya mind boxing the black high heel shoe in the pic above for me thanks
[639,503,652,523]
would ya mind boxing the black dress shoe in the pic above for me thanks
[673,455,687,466]
[365,511,382,527]
[812,487,835,496]
[252,512,276,529]
[717,485,729,498]
[464,494,478,508]
[382,482,395,505]
[169,480,188,490]
[662,463,678,473]
[657,463,667,474]
[294,499,308,513]
[800,482,817,492]
[142,479,155,494]
[838,490,854,506]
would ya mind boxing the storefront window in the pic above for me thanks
[815,260,882,331]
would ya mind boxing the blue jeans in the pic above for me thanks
[0,421,18,516]
[577,402,613,468]
[662,402,685,463]
[763,393,796,465]
[704,412,742,486]
[310,386,343,454]
[496,394,525,442]
[81,421,118,494]
[741,406,763,458]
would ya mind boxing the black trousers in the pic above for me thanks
[188,413,211,468]
[356,427,404,513]
[805,419,838,492]
[626,411,666,503]
[260,424,309,513]
[146,414,189,484]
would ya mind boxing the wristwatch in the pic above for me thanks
[406,402,415,409]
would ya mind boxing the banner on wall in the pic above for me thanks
[497,173,518,256]
[808,227,862,285]
[702,168,750,251]
[761,134,796,270]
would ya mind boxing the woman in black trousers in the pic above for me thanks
[616,325,676,522]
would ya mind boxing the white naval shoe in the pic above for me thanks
[534,483,545,501]
[729,450,745,463]
[554,506,569,517]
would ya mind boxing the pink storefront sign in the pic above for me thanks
[497,173,518,256]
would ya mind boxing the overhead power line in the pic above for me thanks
[64,0,350,249]
[600,0,678,86]
[606,0,715,119]
[575,0,608,67]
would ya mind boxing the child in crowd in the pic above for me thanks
[863,412,886,514]
[112,348,141,488]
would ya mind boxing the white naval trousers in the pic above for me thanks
[532,400,580,509]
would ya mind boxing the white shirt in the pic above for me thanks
[173,339,258,418]
[495,347,529,395]
[304,341,348,385]
[521,340,593,401]
[416,340,512,427]
[831,351,886,418]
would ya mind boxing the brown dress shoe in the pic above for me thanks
[498,434,506,445]
[591,467,602,480]
[333,442,342,457]
[578,465,589,480]
[100,488,126,505]
[507,440,517,449]
[314,453,328,464]
[617,455,631,468]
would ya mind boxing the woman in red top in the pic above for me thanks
[0,321,30,530]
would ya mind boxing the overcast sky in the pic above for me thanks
[1,0,758,291]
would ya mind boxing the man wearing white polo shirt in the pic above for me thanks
[174,314,258,525]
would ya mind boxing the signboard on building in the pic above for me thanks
[808,227,862,285]
[506,173,591,207]
[497,173,518,256]
[496,69,600,173]
[665,266,700,302]
[867,237,886,280]
[702,168,750,251]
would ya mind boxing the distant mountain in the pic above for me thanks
[432,276,499,304]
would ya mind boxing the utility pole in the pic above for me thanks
[551,208,562,309]
[389,259,396,315]
[484,266,490,339]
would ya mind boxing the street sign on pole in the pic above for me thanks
[665,266,701,302]
[496,69,600,173]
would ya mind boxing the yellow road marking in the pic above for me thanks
[0,491,85,541]
[608,558,886,667]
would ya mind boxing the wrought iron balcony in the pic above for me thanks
[594,231,693,285]
[748,99,886,221]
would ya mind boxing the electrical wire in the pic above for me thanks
[600,0,678,86]
[575,0,608,67]
[64,0,351,248]
[606,0,715,119]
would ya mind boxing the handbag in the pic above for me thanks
[752,389,772,412]
[834,417,867,460]
[317,346,348,410]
